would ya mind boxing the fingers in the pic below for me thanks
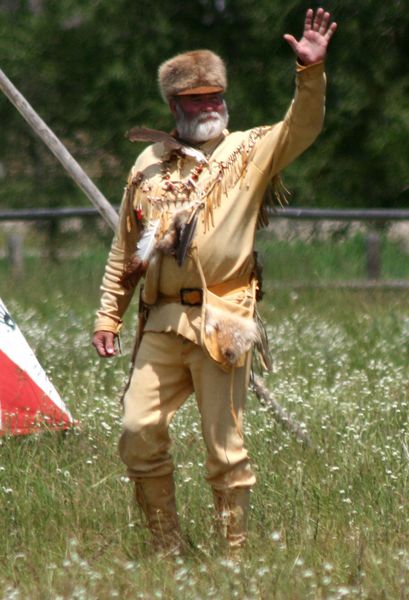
[318,10,333,35]
[307,7,337,37]
[312,8,323,31]
[92,331,116,358]
[303,8,314,32]
[325,21,338,41]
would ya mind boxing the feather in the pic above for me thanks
[178,145,208,164]
[126,126,207,164]
[119,219,159,289]
[136,218,160,262]
[175,207,199,266]
[127,126,178,145]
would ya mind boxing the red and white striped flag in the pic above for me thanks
[0,298,75,435]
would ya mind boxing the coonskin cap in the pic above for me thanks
[158,49,227,102]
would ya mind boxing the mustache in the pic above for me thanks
[197,111,222,122]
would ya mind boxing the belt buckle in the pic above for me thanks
[180,288,203,306]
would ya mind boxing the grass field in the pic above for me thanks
[0,234,408,599]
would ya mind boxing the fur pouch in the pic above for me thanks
[205,304,259,366]
[202,286,258,368]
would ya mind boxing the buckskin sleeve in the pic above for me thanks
[251,61,326,178]
[94,185,141,334]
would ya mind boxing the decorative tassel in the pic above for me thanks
[257,174,291,229]
[272,173,291,208]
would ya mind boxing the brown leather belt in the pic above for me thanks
[159,275,251,307]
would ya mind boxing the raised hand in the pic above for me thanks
[283,8,337,65]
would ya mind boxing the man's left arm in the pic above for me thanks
[251,8,337,176]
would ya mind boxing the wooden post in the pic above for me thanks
[0,67,118,232]
[366,229,381,280]
[47,219,60,263]
[7,232,24,277]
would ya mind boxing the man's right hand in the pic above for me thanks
[92,330,117,358]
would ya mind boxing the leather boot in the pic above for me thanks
[212,487,250,555]
[134,474,182,556]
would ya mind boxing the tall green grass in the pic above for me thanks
[0,238,409,599]
[256,229,409,282]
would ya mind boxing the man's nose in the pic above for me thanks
[202,103,215,112]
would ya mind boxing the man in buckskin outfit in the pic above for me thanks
[93,8,337,556]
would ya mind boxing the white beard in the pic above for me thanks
[175,103,229,143]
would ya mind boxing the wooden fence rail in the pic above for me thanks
[1,206,409,221]
[1,207,409,284]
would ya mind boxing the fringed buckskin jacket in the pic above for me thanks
[94,62,326,369]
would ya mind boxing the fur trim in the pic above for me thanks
[205,304,259,365]
[119,256,148,290]
[156,208,191,255]
[158,49,227,102]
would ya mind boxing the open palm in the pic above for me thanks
[284,8,337,65]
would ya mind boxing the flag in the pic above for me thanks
[0,298,75,435]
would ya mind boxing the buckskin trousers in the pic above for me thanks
[118,331,256,490]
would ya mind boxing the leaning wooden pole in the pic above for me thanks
[251,374,312,447]
[0,67,119,231]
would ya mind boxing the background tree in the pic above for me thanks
[0,0,408,210]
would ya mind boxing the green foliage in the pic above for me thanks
[0,0,408,209]
[301,0,409,208]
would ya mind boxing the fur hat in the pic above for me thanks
[158,49,227,102]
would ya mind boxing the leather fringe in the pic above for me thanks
[124,126,277,234]
[257,173,291,229]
